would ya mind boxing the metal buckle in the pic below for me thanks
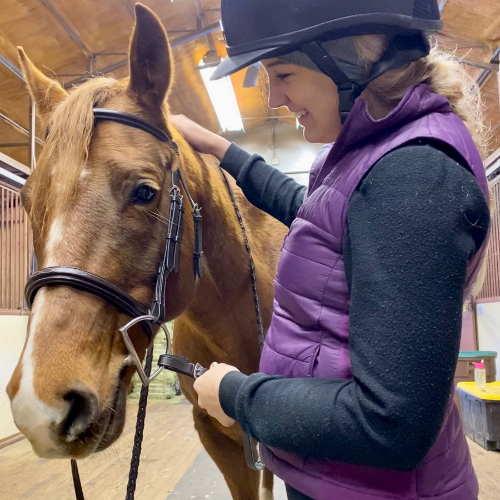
[120,317,171,386]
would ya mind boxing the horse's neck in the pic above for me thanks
[180,155,274,366]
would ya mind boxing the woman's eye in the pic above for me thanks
[132,184,157,204]
[277,73,291,80]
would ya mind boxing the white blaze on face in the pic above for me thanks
[10,289,67,457]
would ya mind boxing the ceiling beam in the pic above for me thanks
[462,58,498,72]
[63,22,221,88]
[0,111,44,146]
[191,0,216,52]
[39,0,92,57]
[476,47,500,87]
[0,142,29,147]
[436,31,491,51]
[0,53,24,81]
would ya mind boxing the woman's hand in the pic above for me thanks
[169,114,231,161]
[193,362,239,427]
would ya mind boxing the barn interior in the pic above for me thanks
[1,1,500,499]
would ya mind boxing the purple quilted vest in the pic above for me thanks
[259,84,489,500]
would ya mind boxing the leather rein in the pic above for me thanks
[24,109,264,500]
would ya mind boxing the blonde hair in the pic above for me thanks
[354,34,492,159]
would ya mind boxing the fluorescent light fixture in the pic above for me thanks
[199,58,244,133]
[0,166,25,186]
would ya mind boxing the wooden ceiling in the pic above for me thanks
[0,0,499,170]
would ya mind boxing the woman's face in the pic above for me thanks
[263,59,342,144]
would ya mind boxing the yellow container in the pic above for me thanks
[457,381,500,401]
[457,382,500,450]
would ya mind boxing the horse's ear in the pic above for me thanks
[128,4,173,108]
[18,47,68,124]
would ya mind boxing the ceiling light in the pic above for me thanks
[198,51,244,133]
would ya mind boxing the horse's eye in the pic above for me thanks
[132,184,157,204]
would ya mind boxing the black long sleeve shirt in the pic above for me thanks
[218,142,489,473]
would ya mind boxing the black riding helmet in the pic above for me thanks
[212,0,443,122]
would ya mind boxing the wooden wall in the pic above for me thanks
[0,184,32,312]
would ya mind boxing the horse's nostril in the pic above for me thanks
[61,390,99,442]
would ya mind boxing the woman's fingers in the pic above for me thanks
[169,114,231,160]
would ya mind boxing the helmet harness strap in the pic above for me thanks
[301,33,431,124]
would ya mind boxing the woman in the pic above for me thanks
[172,1,491,499]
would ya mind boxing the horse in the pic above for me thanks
[7,5,287,500]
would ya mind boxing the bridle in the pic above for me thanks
[24,108,264,500]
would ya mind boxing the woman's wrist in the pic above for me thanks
[210,135,231,161]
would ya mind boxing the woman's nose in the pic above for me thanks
[268,82,289,109]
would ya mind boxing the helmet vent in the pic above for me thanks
[413,0,441,21]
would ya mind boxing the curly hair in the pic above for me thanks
[354,34,492,160]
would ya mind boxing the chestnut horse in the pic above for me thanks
[7,5,286,500]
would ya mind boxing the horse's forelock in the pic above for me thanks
[31,77,120,220]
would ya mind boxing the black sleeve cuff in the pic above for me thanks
[219,371,249,420]
[220,143,256,180]
[220,142,306,227]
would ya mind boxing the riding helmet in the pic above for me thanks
[212,0,443,121]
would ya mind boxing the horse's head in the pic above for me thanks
[7,4,199,459]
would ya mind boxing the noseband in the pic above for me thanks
[25,108,204,383]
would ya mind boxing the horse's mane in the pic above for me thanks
[32,77,121,216]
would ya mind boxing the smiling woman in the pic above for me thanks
[174,2,492,500]
[262,59,341,144]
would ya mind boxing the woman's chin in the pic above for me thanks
[303,127,323,144]
[303,126,339,145]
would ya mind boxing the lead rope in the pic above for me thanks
[71,459,85,500]
[217,165,265,471]
[217,166,265,349]
[70,346,153,500]
[125,345,154,500]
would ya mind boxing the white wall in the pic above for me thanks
[0,315,28,440]
[476,301,500,378]
[231,121,324,187]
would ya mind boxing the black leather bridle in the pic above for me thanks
[26,109,205,384]
[25,108,264,500]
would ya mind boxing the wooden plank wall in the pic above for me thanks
[478,177,500,299]
[0,184,32,312]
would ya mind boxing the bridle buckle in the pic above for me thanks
[120,318,171,386]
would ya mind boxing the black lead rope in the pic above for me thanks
[71,458,85,500]
[125,347,154,500]
[70,348,154,500]
[217,165,266,350]
[217,165,265,471]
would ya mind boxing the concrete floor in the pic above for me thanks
[166,449,288,500]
